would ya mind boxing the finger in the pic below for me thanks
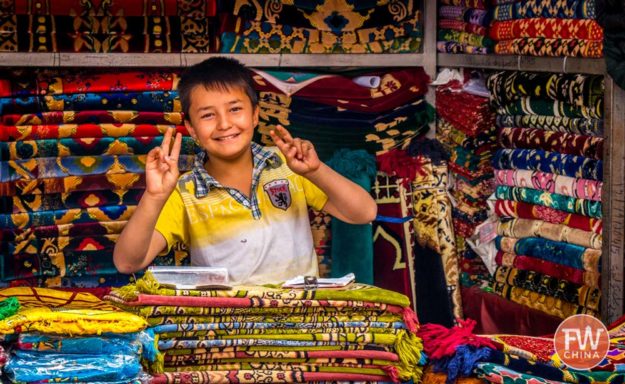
[269,129,289,153]
[146,147,161,164]
[293,138,304,160]
[167,132,183,162]
[161,127,174,157]
[276,125,294,144]
[303,141,312,157]
[287,145,298,159]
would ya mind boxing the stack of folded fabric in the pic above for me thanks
[250,67,433,161]
[419,317,625,382]
[219,0,422,54]
[106,271,426,384]
[0,287,151,383]
[0,68,196,290]
[436,79,496,288]
[487,70,604,319]
[0,0,218,53]
[437,0,493,54]
[490,0,604,57]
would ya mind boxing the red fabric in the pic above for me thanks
[417,318,497,359]
[436,83,494,137]
[0,70,180,97]
[252,68,430,113]
[495,200,603,234]
[461,285,562,336]
[2,111,183,126]
[490,18,604,41]
[0,124,187,140]
[4,0,216,16]
[495,251,600,288]
[376,149,428,187]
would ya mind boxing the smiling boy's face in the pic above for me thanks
[184,84,259,162]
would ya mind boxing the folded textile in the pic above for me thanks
[494,265,600,310]
[0,173,146,196]
[493,148,602,181]
[494,169,602,201]
[498,218,602,249]
[0,136,197,159]
[495,199,603,234]
[2,111,184,126]
[498,126,604,159]
[490,18,603,40]
[0,123,187,141]
[495,236,601,272]
[495,37,603,58]
[496,114,603,136]
[0,0,217,16]
[0,287,147,334]
[495,185,602,218]
[496,251,600,287]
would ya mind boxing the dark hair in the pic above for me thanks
[177,57,258,121]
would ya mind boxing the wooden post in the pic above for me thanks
[602,76,625,324]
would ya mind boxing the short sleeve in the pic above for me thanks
[300,175,328,212]
[154,188,189,254]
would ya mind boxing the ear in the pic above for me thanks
[252,105,260,127]
[184,119,198,141]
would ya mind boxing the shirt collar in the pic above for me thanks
[190,142,281,198]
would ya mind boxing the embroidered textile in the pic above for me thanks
[498,218,602,249]
[496,251,600,287]
[494,185,602,218]
[495,199,603,234]
[490,18,603,40]
[496,114,603,136]
[494,265,600,310]
[493,148,603,181]
[494,169,602,201]
[495,38,603,58]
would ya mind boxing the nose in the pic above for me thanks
[216,114,231,130]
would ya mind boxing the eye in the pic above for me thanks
[201,113,214,119]
[230,106,242,113]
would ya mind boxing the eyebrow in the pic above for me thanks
[195,99,244,113]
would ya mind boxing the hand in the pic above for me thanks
[145,127,183,200]
[270,125,320,176]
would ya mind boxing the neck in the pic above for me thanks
[204,147,254,180]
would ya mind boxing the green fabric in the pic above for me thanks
[112,272,411,308]
[326,149,377,284]
[0,297,20,320]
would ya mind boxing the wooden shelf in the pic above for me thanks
[438,53,606,75]
[0,52,426,68]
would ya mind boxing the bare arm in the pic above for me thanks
[270,125,377,224]
[113,128,183,273]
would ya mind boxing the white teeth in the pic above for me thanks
[217,134,239,141]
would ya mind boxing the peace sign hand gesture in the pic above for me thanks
[145,127,183,201]
[270,125,320,177]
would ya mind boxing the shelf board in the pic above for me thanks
[437,53,606,75]
[0,52,425,67]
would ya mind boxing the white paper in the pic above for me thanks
[282,273,356,289]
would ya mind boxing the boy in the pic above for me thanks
[113,57,377,285]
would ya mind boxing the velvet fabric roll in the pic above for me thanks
[0,0,217,16]
[493,148,602,181]
[498,218,601,249]
[0,124,187,141]
[496,114,603,137]
[495,236,601,273]
[494,265,600,310]
[0,173,146,197]
[494,169,602,201]
[2,111,184,126]
[495,38,603,58]
[490,18,604,40]
[494,185,602,218]
[495,199,603,234]
[496,250,600,287]
[487,71,604,112]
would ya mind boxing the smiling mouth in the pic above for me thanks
[215,133,240,141]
